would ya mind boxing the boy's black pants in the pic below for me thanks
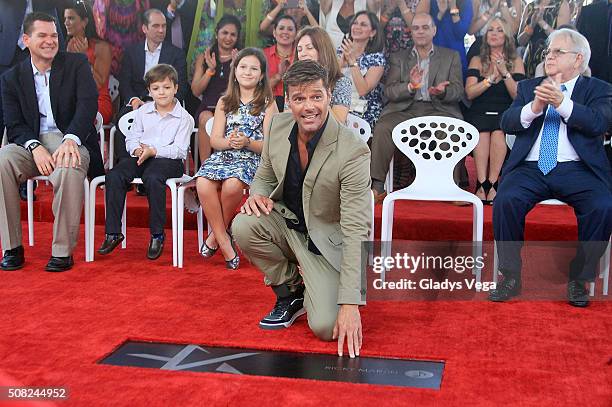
[105,157,184,235]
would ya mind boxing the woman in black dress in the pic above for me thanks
[465,17,525,203]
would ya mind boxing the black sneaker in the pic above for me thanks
[259,289,306,330]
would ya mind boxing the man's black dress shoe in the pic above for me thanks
[147,235,164,260]
[97,233,125,255]
[1,246,25,271]
[488,276,521,301]
[567,280,589,307]
[45,256,74,272]
[19,181,36,202]
[135,184,147,196]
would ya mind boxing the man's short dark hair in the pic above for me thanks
[23,12,56,36]
[283,60,329,91]
[145,64,178,88]
[142,8,165,26]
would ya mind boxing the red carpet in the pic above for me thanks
[1,222,610,406]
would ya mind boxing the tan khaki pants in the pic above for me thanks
[232,209,341,341]
[0,132,90,257]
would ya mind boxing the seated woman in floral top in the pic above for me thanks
[337,10,386,129]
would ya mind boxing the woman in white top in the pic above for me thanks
[320,0,382,49]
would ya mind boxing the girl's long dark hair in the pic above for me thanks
[66,0,100,40]
[221,48,274,116]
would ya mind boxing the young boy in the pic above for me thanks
[98,64,194,260]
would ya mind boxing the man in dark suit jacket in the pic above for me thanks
[0,12,103,273]
[118,8,188,108]
[490,29,612,307]
[0,0,66,133]
[115,8,188,162]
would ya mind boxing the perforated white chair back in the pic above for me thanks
[118,110,137,136]
[108,75,120,102]
[205,117,214,136]
[346,113,371,143]
[392,116,479,193]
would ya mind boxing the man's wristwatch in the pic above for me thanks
[27,142,41,153]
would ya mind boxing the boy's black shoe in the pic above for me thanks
[98,233,125,255]
[147,234,164,260]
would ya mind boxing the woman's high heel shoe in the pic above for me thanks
[475,179,492,205]
[225,238,240,270]
[200,240,218,258]
[487,180,499,205]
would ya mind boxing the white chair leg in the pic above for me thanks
[380,196,395,282]
[121,198,127,249]
[88,176,106,260]
[177,186,186,268]
[471,201,484,285]
[27,179,35,246]
[167,180,178,267]
[83,179,90,262]
[197,206,204,252]
[109,127,115,170]
[589,281,595,296]
[385,157,394,194]
[493,241,499,284]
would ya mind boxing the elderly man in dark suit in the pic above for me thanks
[0,12,103,272]
[490,28,612,307]
[369,13,464,202]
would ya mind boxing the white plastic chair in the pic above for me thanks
[380,116,484,280]
[88,110,191,265]
[346,113,393,194]
[492,134,610,295]
[108,75,119,102]
[26,112,106,262]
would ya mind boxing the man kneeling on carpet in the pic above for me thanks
[232,60,371,358]
[97,64,194,260]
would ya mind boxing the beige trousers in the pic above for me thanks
[232,209,341,341]
[0,132,90,257]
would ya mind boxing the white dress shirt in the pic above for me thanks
[521,75,580,162]
[127,42,164,106]
[125,100,194,160]
[144,41,163,75]
[25,60,81,149]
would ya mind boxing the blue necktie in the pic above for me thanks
[537,84,567,175]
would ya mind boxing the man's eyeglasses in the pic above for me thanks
[543,48,579,58]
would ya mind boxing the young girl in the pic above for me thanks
[191,15,242,164]
[194,48,278,269]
